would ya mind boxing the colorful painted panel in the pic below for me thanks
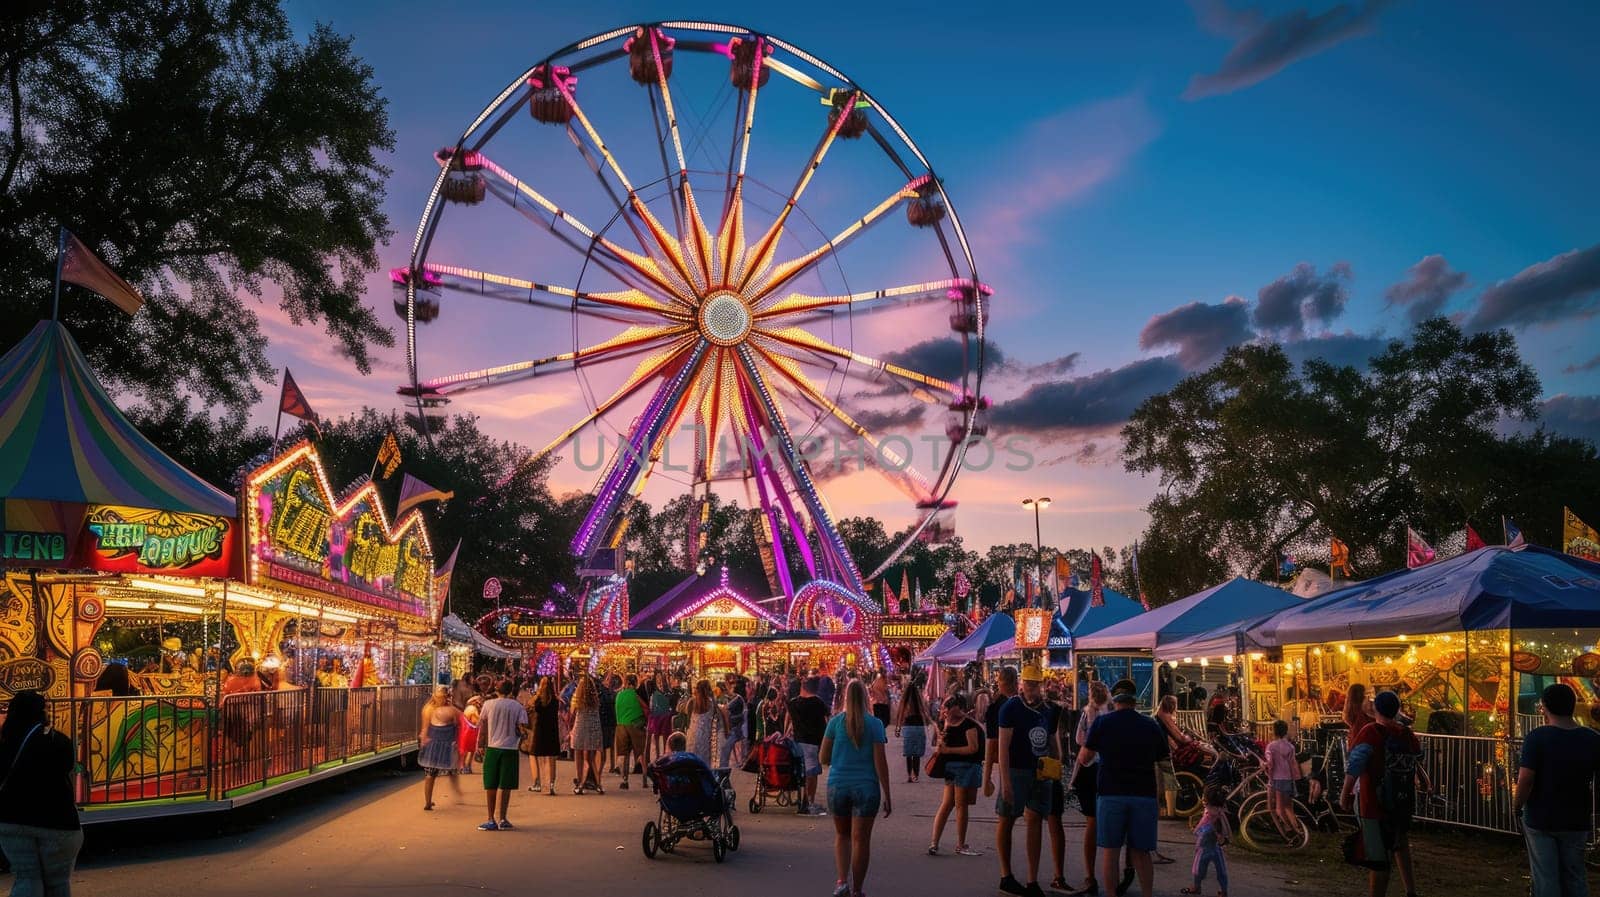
[244,442,434,618]
[80,505,234,577]
[85,697,209,791]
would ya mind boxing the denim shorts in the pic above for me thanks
[1096,794,1158,852]
[996,768,1062,818]
[1271,778,1295,795]
[827,781,881,817]
[799,742,822,777]
[944,760,981,790]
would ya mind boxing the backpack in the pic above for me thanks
[1376,728,1419,815]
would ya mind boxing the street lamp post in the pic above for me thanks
[1021,497,1051,608]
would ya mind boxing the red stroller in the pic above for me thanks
[745,733,803,813]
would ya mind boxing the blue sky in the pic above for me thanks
[266,1,1600,553]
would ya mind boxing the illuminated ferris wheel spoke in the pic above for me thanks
[530,337,700,461]
[419,263,690,321]
[757,278,983,320]
[754,326,960,396]
[737,89,859,294]
[748,174,931,304]
[416,325,691,397]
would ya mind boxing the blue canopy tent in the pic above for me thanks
[937,612,1017,665]
[1157,607,1283,662]
[1250,546,1600,646]
[912,629,964,666]
[1058,586,1145,637]
[1074,577,1300,652]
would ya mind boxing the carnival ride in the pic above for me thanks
[396,22,990,613]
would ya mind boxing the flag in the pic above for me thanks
[375,431,403,479]
[900,568,912,613]
[1464,524,1487,552]
[1003,585,1017,609]
[1278,551,1295,579]
[396,473,454,516]
[884,578,900,616]
[1565,507,1600,562]
[1132,542,1149,610]
[914,578,926,610]
[1503,517,1526,549]
[953,570,972,600]
[1054,555,1072,594]
[432,540,461,626]
[58,229,144,314]
[1089,551,1105,608]
[278,369,322,436]
[1330,537,1354,578]
[1406,527,1436,569]
[1024,569,1036,607]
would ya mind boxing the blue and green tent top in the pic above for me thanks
[0,320,236,517]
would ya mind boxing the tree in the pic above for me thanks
[1121,317,1588,599]
[0,0,394,418]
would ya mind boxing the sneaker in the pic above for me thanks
[927,844,939,855]
[1115,867,1135,896]
[999,875,1028,896]
[477,820,499,831]
[497,819,514,830]
[809,806,828,816]
[620,780,630,790]
[956,845,982,856]
[1022,884,1047,897]
[832,882,850,897]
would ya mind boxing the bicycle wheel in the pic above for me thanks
[1239,806,1309,853]
[1174,771,1206,817]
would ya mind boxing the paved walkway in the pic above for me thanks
[63,747,1341,896]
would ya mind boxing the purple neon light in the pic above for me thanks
[736,380,798,599]
[737,372,817,578]
[571,340,708,556]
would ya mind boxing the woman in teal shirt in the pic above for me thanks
[821,679,892,897]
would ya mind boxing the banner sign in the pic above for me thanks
[1014,609,1053,649]
[244,441,434,618]
[82,505,233,576]
[505,619,581,640]
[678,597,770,637]
[880,621,947,641]
[478,607,582,642]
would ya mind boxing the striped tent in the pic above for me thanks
[0,320,235,520]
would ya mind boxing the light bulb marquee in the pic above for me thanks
[242,440,435,619]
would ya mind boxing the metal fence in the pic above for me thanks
[1411,732,1522,833]
[50,685,429,809]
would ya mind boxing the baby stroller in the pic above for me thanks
[745,733,803,813]
[643,752,741,863]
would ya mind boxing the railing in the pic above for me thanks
[1176,710,1206,733]
[1412,731,1520,834]
[48,685,429,810]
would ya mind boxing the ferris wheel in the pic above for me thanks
[397,21,991,598]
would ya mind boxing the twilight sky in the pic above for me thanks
[263,0,1600,554]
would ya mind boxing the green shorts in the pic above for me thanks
[482,747,519,791]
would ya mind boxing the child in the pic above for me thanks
[1264,718,1300,840]
[1183,787,1230,896]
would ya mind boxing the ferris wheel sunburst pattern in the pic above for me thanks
[398,21,992,600]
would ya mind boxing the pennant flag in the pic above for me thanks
[1278,551,1295,579]
[1054,555,1073,594]
[1565,507,1600,562]
[1089,551,1105,608]
[278,369,322,436]
[1405,527,1436,569]
[1464,524,1487,552]
[900,568,912,613]
[1330,537,1354,578]
[58,229,144,315]
[914,578,926,610]
[376,431,403,479]
[396,473,454,516]
[953,570,972,599]
[884,578,900,616]
[1503,516,1526,549]
[1024,568,1037,607]
[1003,585,1018,609]
[1132,542,1149,610]
[432,540,461,626]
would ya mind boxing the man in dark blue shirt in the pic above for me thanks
[1077,689,1167,897]
[1516,683,1600,897]
[997,665,1063,897]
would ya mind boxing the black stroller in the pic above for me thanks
[643,752,741,862]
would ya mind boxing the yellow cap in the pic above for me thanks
[1020,664,1045,682]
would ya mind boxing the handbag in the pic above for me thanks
[1035,756,1064,781]
[924,751,947,779]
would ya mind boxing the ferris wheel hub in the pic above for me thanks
[698,291,753,346]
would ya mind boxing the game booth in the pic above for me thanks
[0,322,442,818]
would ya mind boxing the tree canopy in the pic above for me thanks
[1122,317,1600,600]
[0,0,394,416]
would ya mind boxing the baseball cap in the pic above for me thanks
[1112,690,1137,705]
[1020,664,1045,682]
[1373,690,1401,718]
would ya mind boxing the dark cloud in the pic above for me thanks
[1024,353,1082,379]
[1185,0,1392,99]
[880,337,1003,382]
[1385,254,1468,324]
[1139,296,1253,370]
[1279,331,1392,370]
[1253,262,1352,336]
[1541,394,1600,445]
[1468,243,1600,330]
[1565,354,1600,375]
[851,404,926,431]
[989,356,1186,435]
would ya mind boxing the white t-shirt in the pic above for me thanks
[478,696,528,750]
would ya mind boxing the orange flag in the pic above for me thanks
[278,369,322,436]
[59,229,143,315]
